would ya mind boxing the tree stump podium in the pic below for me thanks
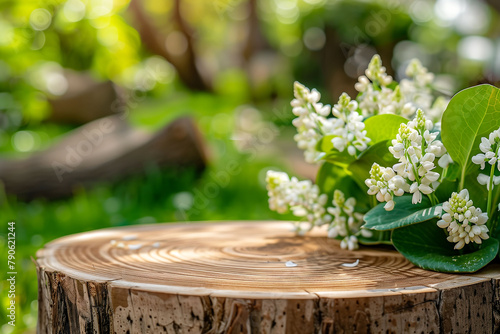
[36,221,500,333]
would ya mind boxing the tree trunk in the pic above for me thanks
[36,221,500,333]
[128,0,210,92]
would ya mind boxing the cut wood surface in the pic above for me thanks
[36,221,500,333]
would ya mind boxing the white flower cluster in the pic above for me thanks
[437,189,489,250]
[389,110,446,204]
[472,128,500,190]
[355,55,447,121]
[266,170,331,233]
[291,82,334,163]
[366,110,446,210]
[399,59,434,115]
[292,55,447,165]
[327,190,371,250]
[330,93,371,156]
[355,55,414,118]
[365,163,408,211]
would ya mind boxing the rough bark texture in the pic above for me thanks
[0,116,207,200]
[37,221,500,333]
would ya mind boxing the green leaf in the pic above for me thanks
[434,162,462,203]
[386,81,399,90]
[315,135,356,165]
[347,140,397,191]
[443,162,461,181]
[317,162,354,198]
[441,84,500,188]
[316,134,336,152]
[436,169,488,214]
[316,162,369,211]
[364,114,407,145]
[317,162,345,195]
[322,150,356,165]
[363,196,442,231]
[434,179,458,203]
[463,170,488,211]
[392,220,499,273]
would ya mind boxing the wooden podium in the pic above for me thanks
[36,221,500,333]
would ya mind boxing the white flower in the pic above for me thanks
[365,163,408,210]
[384,200,395,211]
[340,235,358,251]
[326,190,369,250]
[477,174,500,191]
[356,81,411,118]
[364,54,393,86]
[355,55,402,118]
[399,59,447,121]
[354,75,370,92]
[472,128,500,173]
[472,154,486,170]
[291,82,334,163]
[438,153,453,168]
[266,171,331,232]
[354,55,446,120]
[427,96,449,122]
[386,110,444,204]
[330,93,371,156]
[437,189,489,250]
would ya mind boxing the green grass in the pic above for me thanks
[0,90,295,333]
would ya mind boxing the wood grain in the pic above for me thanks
[36,221,500,333]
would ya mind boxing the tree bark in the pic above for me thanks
[36,221,500,333]
[128,0,210,91]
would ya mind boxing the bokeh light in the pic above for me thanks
[303,27,326,51]
[97,26,119,47]
[165,31,188,56]
[30,8,52,31]
[29,62,69,96]
[409,0,434,24]
[458,36,494,63]
[173,192,194,211]
[63,0,87,23]
[454,1,490,35]
[0,20,14,46]
[144,56,175,84]
[12,131,40,152]
[434,0,465,22]
[88,0,114,19]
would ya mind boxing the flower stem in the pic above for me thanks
[344,216,351,237]
[491,187,500,219]
[427,193,439,206]
[404,151,422,185]
[487,165,495,225]
[440,167,448,182]
[459,174,464,191]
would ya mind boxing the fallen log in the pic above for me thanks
[0,116,207,200]
[48,70,124,124]
[36,221,500,333]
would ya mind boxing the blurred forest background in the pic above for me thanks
[1,0,500,332]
